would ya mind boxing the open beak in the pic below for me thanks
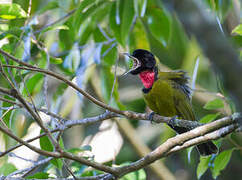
[122,53,141,75]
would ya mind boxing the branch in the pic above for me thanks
[0,97,239,178]
[0,115,118,176]
[0,88,239,160]
[167,124,237,155]
[0,48,240,179]
[0,59,124,115]
[0,96,68,122]
[0,87,204,132]
[0,51,235,126]
[7,157,53,178]
[0,122,60,158]
[0,63,59,151]
[114,115,238,178]
[0,111,115,158]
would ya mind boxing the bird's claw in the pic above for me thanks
[168,115,178,128]
[148,112,156,124]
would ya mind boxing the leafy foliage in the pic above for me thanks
[0,3,27,20]
[0,0,240,179]
[197,156,211,179]
[0,163,17,176]
[211,149,234,178]
[203,98,224,110]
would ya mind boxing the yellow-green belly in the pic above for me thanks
[144,80,176,117]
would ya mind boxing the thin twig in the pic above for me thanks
[8,152,36,163]
[108,54,119,106]
[0,128,59,157]
[0,92,239,178]
[0,106,14,128]
[0,112,115,157]
[0,96,67,123]
[0,47,240,178]
[0,120,60,157]
[7,157,53,178]
[27,0,32,18]
[63,160,78,180]
[0,63,124,115]
[0,62,59,151]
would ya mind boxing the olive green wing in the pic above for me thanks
[161,70,195,121]
[172,84,196,121]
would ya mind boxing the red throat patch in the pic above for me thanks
[139,70,155,89]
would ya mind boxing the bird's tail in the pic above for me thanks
[196,141,218,156]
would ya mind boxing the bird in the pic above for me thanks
[124,49,218,156]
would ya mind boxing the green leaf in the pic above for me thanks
[0,96,16,127]
[232,24,242,36]
[93,27,107,42]
[39,130,53,152]
[130,19,149,50]
[78,20,95,46]
[74,0,106,36]
[167,16,188,68]
[102,44,118,66]
[100,66,125,110]
[212,149,234,179]
[59,20,75,50]
[80,169,103,177]
[134,0,147,17]
[121,0,135,46]
[0,27,22,40]
[39,132,64,150]
[146,7,170,44]
[199,113,220,123]
[204,98,224,110]
[109,1,122,45]
[109,0,135,47]
[73,0,96,27]
[41,25,69,33]
[26,172,49,179]
[68,148,83,154]
[197,156,211,179]
[0,163,17,176]
[67,145,92,155]
[120,168,146,180]
[53,83,68,102]
[100,66,117,102]
[141,19,171,65]
[187,146,194,163]
[50,158,63,170]
[22,73,44,96]
[50,56,63,64]
[0,3,27,20]
[39,133,64,169]
[38,1,59,14]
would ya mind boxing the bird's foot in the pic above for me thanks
[168,115,178,128]
[148,112,156,124]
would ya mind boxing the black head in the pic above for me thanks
[124,49,156,75]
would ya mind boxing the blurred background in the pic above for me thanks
[0,0,241,179]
